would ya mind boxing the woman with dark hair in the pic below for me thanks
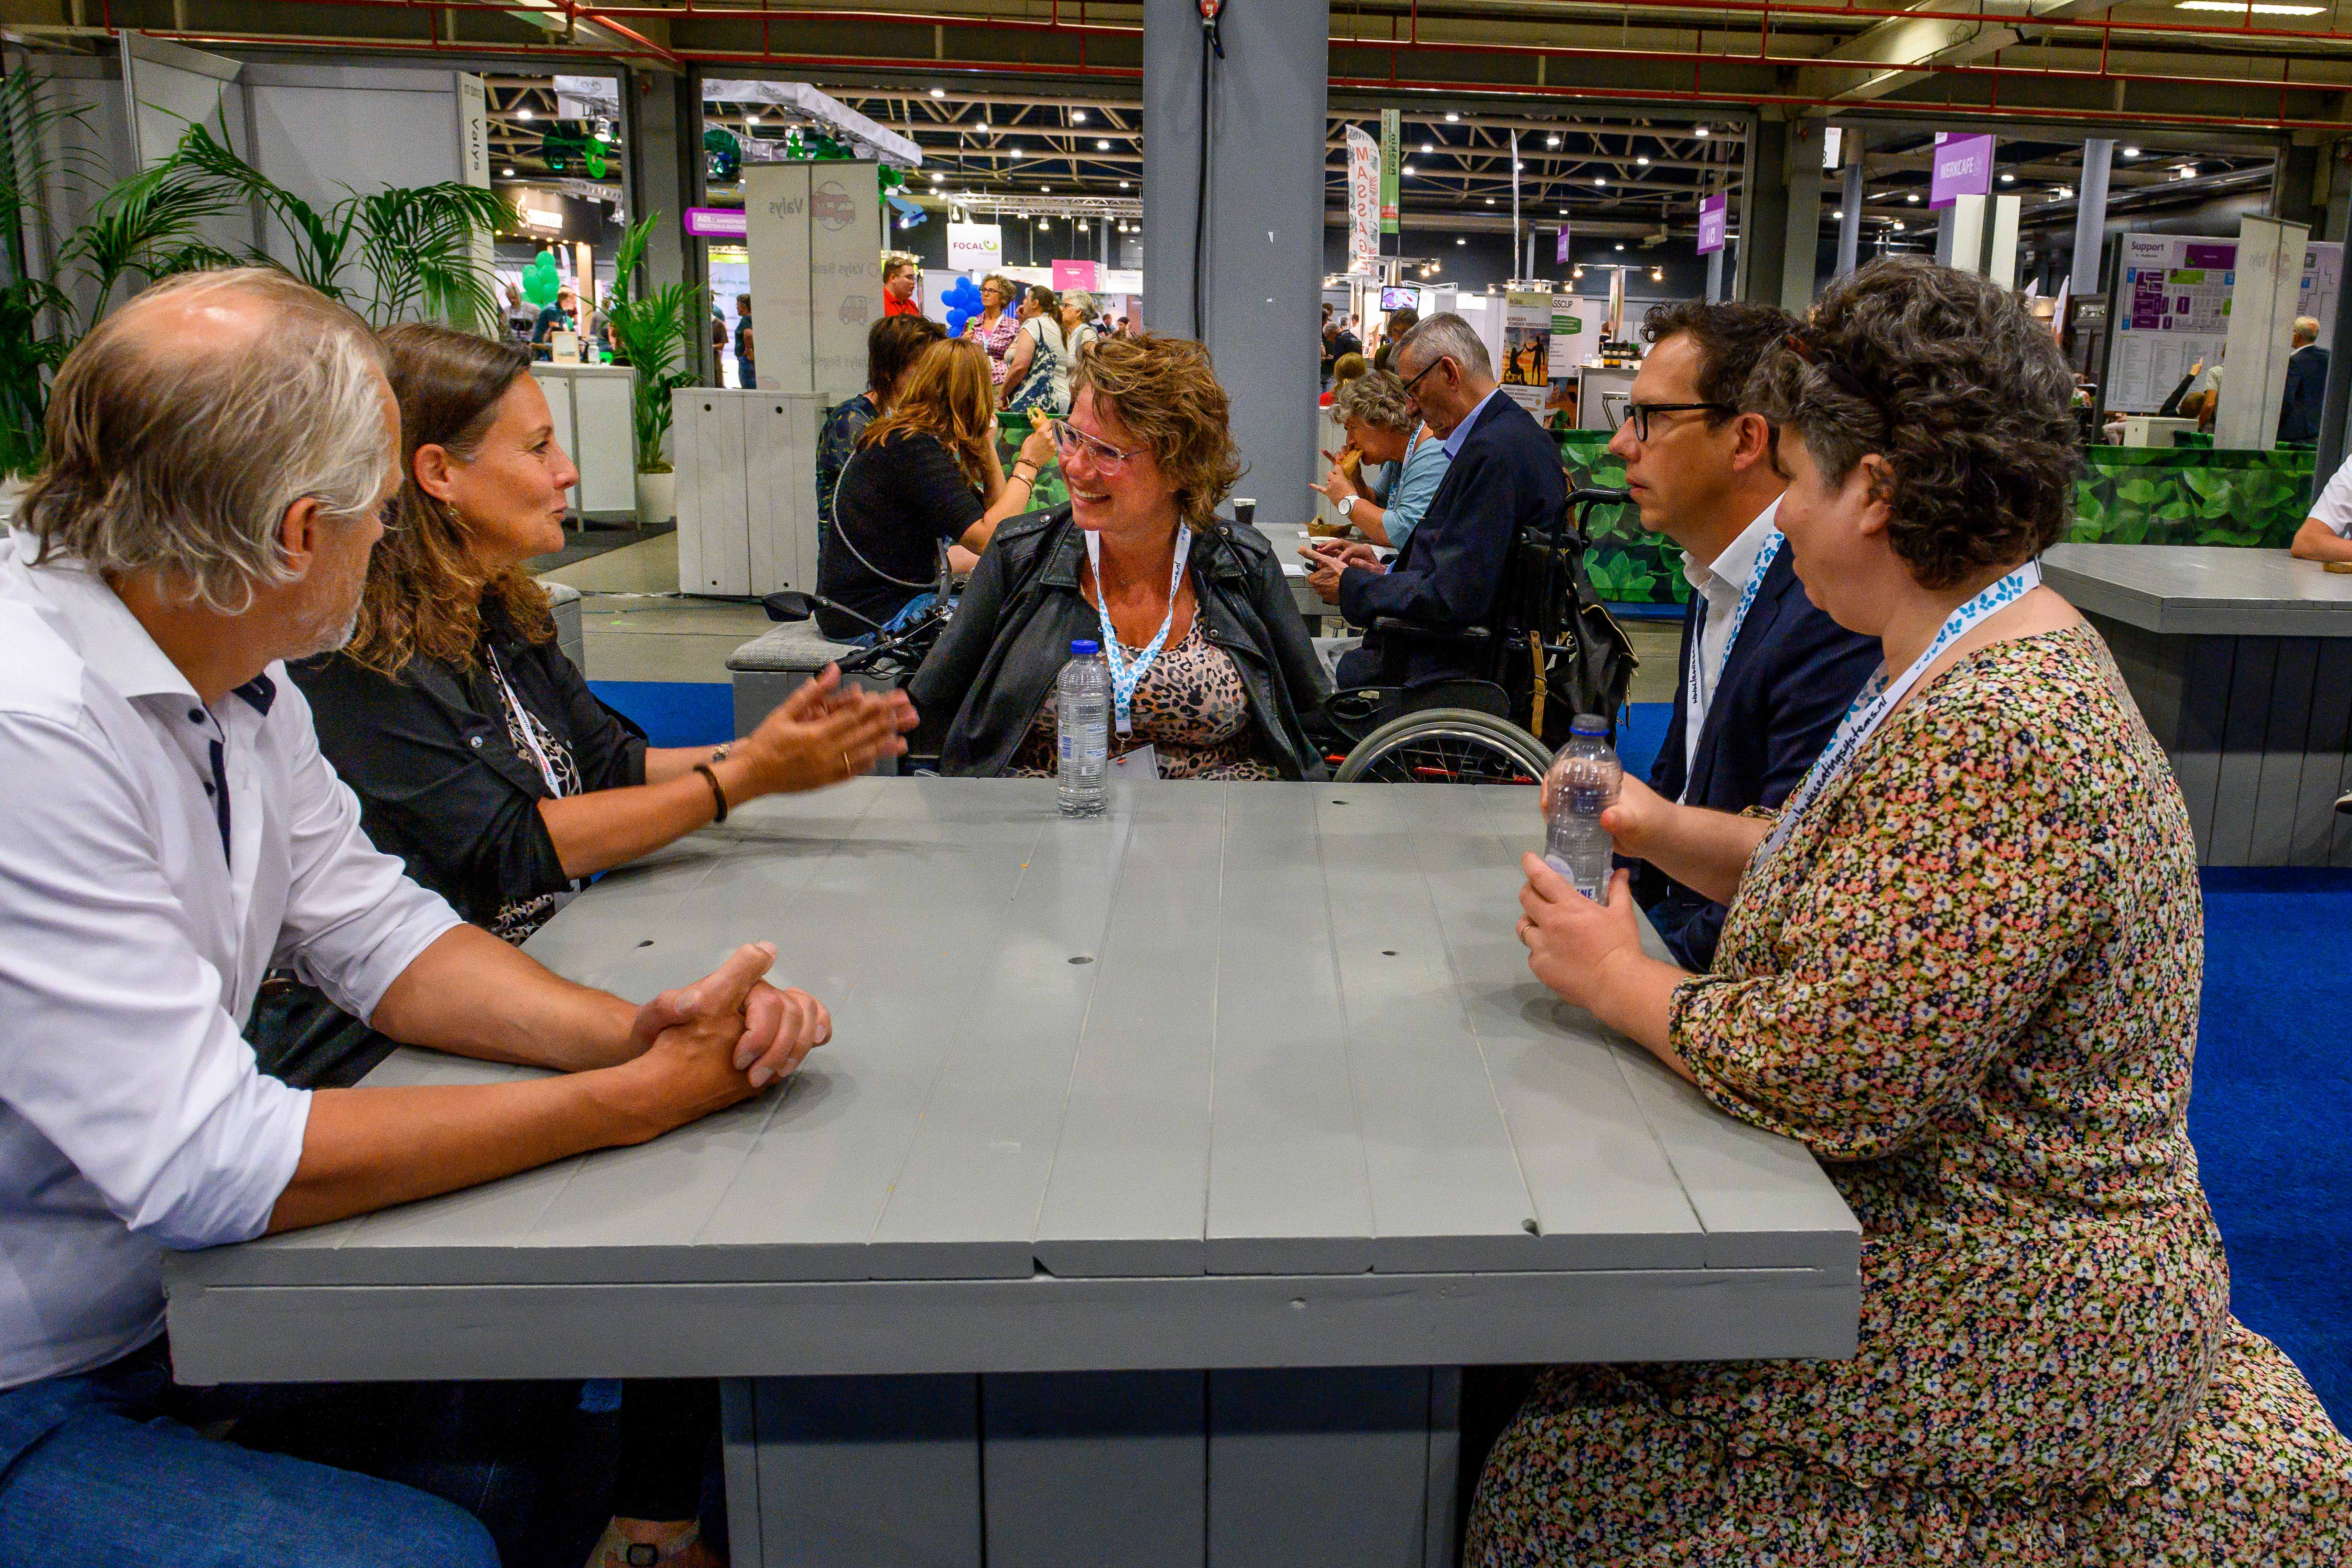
[819,336,1056,640]
[999,283,1068,414]
[816,311,949,558]
[1477,258,2352,1562]
[907,332,1330,780]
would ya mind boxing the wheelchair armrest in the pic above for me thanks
[1369,617,1492,649]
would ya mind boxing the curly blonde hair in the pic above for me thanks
[1068,333,1244,530]
[340,323,552,677]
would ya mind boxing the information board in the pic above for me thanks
[1502,289,1554,414]
[2105,231,2342,412]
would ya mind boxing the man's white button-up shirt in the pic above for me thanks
[0,533,460,1389]
[1679,497,1783,779]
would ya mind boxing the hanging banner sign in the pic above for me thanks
[1930,134,1995,209]
[1501,289,1554,415]
[683,207,749,239]
[1697,194,1727,256]
[1556,224,1572,266]
[1380,109,1401,234]
[1051,259,1100,292]
[1346,126,1381,274]
[947,221,1004,272]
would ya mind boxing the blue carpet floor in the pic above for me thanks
[592,681,2346,1428]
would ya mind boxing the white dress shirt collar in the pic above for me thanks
[13,539,197,704]
[1680,494,1783,603]
[1440,387,1505,459]
[1678,495,1785,781]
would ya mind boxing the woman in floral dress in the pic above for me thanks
[962,272,1022,390]
[1487,258,2351,1563]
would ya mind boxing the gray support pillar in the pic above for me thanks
[2072,138,2114,296]
[1935,205,1955,266]
[1779,120,1825,313]
[1143,0,1329,535]
[1705,246,1724,303]
[2274,144,2319,228]
[623,65,711,384]
[1739,119,1790,305]
[1836,144,1863,280]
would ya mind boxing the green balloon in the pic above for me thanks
[522,251,561,309]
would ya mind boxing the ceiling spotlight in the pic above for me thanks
[1097,139,1112,150]
[1430,262,1442,272]
[2053,186,2073,199]
[1999,171,2016,183]
[1614,241,1625,250]
[929,87,946,98]
[1039,219,1050,229]
[1559,207,1569,216]
[2122,145,2141,157]
[1893,220,1906,231]
[1834,209,1845,220]
[1650,267,1663,281]
[1403,165,1416,176]
[1457,236,1467,245]
[1485,197,1496,205]
[1445,111,1461,122]
[1040,185,1051,192]
[1693,124,1709,137]
[500,166,514,176]
[744,115,757,128]
[1636,155,1650,165]
[930,173,943,183]
[517,107,533,121]
[1515,161,1525,171]
[1119,179,1130,188]
[1546,133,1561,148]
[1072,109,1088,122]
[1595,176,1607,185]
[1571,266,1584,279]
[2179,164,2199,178]
[1422,141,1435,153]
[1906,192,1920,203]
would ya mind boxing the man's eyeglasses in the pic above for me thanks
[1050,419,1142,474]
[1399,353,1454,400]
[1619,402,1735,442]
[1784,332,1894,443]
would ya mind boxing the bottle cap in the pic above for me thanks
[1570,713,1609,736]
[1071,639,1100,656]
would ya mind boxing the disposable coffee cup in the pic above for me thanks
[1233,497,1257,528]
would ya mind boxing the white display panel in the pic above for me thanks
[2106,231,2343,412]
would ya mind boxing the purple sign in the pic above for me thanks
[683,206,748,239]
[1696,194,1726,256]
[2183,243,2236,269]
[1556,224,1572,265]
[1929,134,1994,209]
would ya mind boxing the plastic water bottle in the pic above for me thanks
[1056,639,1110,817]
[1543,713,1622,901]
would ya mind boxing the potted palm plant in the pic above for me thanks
[603,213,700,525]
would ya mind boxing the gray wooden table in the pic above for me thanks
[2042,543,2352,866]
[165,779,1858,1567]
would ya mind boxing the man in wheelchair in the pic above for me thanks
[1304,314,1587,754]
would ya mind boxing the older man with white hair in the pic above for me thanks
[0,269,829,1564]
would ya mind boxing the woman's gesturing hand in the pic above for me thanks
[1016,423,1059,475]
[1517,854,1646,1015]
[738,666,918,796]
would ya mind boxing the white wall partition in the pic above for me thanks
[675,389,828,596]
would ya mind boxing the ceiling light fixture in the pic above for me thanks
[2177,1,2322,11]
[1421,141,1435,153]
[1546,134,1561,148]
[1072,109,1088,121]
[1595,176,1607,185]
[517,107,533,120]
[1834,209,1844,219]
[2122,145,2141,158]
[1693,125,1710,137]
[1906,192,1920,203]
[1614,242,1625,251]
[1457,236,1467,245]
[1444,111,1461,122]
[1119,179,1130,188]
[1097,139,1112,150]
[1636,155,1649,165]
[2000,171,2016,183]
[500,166,513,176]
[929,87,946,98]
[1485,197,1495,205]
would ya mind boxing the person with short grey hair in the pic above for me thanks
[1307,369,1452,553]
[1311,311,1564,688]
[2280,310,2330,443]
[0,267,831,1563]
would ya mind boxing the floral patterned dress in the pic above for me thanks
[1009,620,1281,781]
[965,309,1021,389]
[1471,624,2352,1564]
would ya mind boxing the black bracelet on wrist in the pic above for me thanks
[693,761,729,823]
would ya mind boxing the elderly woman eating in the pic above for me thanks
[1476,258,2352,1562]
[1308,367,1451,552]
[907,332,1330,780]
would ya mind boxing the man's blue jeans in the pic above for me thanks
[0,1342,555,1567]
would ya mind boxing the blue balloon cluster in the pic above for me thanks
[941,274,984,339]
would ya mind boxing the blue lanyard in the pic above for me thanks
[1084,525,1193,734]
[1686,527,1784,742]
[1758,559,2043,863]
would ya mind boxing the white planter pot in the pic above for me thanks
[635,469,676,526]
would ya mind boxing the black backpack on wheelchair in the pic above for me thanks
[1317,487,1639,785]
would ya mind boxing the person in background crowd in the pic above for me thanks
[0,267,831,1567]
[1308,368,1450,553]
[1059,289,1101,378]
[1608,299,1879,971]
[1116,314,1133,338]
[2279,314,2329,444]
[1314,314,1565,688]
[272,323,912,1568]
[818,313,950,563]
[1318,350,1368,408]
[908,333,1330,780]
[502,280,534,344]
[882,253,922,317]
[710,304,727,375]
[818,338,1057,641]
[1481,254,2352,1567]
[733,293,755,390]
[531,283,576,348]
[1000,285,1069,414]
[1371,306,1420,373]
[963,273,1021,389]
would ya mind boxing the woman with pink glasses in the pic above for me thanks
[905,333,1330,780]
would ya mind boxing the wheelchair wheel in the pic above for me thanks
[1333,707,1552,786]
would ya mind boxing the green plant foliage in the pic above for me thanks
[604,213,702,474]
[1558,432,1685,606]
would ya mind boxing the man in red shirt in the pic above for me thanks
[882,253,921,316]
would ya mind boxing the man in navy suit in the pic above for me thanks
[1316,314,1567,688]
[1615,300,1880,970]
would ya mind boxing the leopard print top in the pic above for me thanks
[1010,619,1280,780]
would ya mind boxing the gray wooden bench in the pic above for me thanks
[727,621,890,738]
[545,583,585,673]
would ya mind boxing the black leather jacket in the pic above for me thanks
[906,506,1333,779]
